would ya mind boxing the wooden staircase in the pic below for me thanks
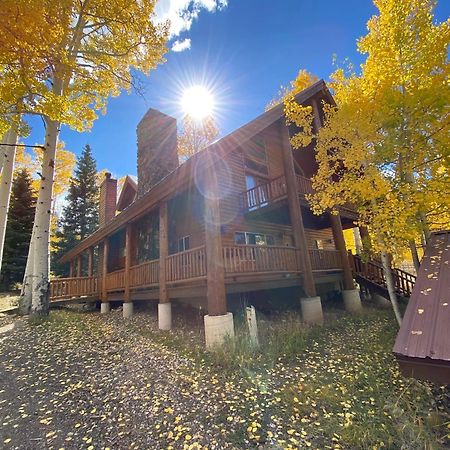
[349,253,416,299]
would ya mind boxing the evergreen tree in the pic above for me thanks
[0,169,36,289]
[53,144,99,276]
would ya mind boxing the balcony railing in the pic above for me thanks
[105,269,125,291]
[49,248,344,300]
[129,259,159,288]
[309,249,342,270]
[241,174,314,211]
[166,245,207,282]
[223,245,300,273]
[49,276,98,300]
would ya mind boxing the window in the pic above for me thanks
[234,232,274,246]
[245,136,267,162]
[244,158,269,175]
[178,235,190,252]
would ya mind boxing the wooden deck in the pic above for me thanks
[241,174,313,211]
[50,246,343,302]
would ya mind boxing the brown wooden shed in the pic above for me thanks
[393,230,450,385]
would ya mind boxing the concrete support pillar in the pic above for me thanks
[158,302,172,330]
[373,293,391,308]
[342,289,362,314]
[300,296,323,325]
[204,312,234,349]
[100,302,110,314]
[123,302,133,318]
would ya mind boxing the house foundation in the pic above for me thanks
[123,302,134,318]
[300,296,323,325]
[204,312,234,349]
[342,289,362,314]
[100,302,110,314]
[158,302,172,330]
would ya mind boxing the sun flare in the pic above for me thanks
[181,85,215,120]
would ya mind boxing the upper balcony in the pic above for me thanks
[240,174,357,219]
[240,174,314,212]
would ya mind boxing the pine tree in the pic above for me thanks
[53,145,99,276]
[0,169,36,289]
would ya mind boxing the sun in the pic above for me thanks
[181,85,215,120]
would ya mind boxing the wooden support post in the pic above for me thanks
[77,254,82,278]
[159,202,169,303]
[101,239,109,301]
[204,168,227,316]
[330,212,354,290]
[280,122,316,297]
[88,247,94,277]
[124,224,131,302]
[69,260,74,277]
[311,97,322,132]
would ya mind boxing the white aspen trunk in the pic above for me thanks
[0,132,9,176]
[0,128,18,273]
[353,227,363,255]
[30,117,60,316]
[380,251,402,326]
[18,229,35,315]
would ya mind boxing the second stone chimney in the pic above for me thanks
[99,172,117,227]
[137,109,178,198]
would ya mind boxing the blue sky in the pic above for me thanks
[24,0,449,179]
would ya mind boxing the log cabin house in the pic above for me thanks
[54,80,366,347]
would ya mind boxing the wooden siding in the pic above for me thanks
[168,186,205,254]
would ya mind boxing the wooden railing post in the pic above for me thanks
[124,224,132,303]
[159,202,169,304]
[280,121,316,297]
[77,254,82,278]
[330,212,354,290]
[204,167,227,316]
[101,239,109,302]
[88,247,94,277]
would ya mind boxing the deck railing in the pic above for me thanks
[166,245,207,282]
[129,259,159,288]
[241,174,314,211]
[222,245,299,273]
[105,268,125,291]
[50,247,348,301]
[349,253,416,297]
[50,276,98,300]
[309,249,342,270]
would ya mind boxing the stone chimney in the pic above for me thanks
[99,172,117,227]
[137,109,178,198]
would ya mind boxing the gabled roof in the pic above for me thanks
[116,175,137,211]
[394,230,450,384]
[60,80,332,263]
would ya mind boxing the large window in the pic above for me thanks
[178,235,190,252]
[243,136,269,176]
[235,232,274,246]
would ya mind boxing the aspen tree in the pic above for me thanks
[1,0,168,315]
[0,128,18,272]
[285,0,449,325]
